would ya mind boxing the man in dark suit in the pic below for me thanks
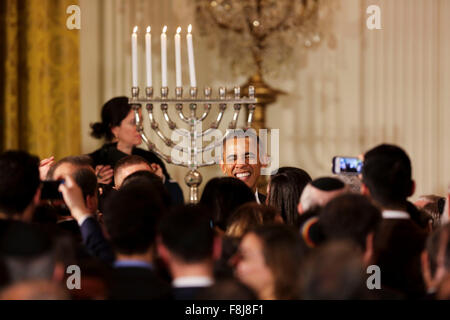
[59,174,172,299]
[157,205,220,300]
[220,131,267,204]
[361,144,428,298]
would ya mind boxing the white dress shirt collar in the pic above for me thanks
[255,189,261,204]
[382,210,410,220]
[172,276,214,288]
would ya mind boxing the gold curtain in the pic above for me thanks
[0,0,80,159]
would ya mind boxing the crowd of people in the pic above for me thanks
[0,97,450,300]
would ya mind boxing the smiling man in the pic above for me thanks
[220,130,267,204]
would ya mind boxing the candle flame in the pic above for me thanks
[146,26,151,33]
[188,24,192,33]
[133,26,138,33]
[176,27,181,34]
[162,25,167,33]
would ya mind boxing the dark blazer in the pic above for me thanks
[108,266,173,300]
[373,217,427,299]
[79,217,115,264]
[173,286,209,300]
[88,143,184,205]
[257,192,266,204]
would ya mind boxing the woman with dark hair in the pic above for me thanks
[200,177,255,232]
[235,225,305,300]
[88,96,184,204]
[267,167,312,227]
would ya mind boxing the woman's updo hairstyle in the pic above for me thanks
[90,96,131,141]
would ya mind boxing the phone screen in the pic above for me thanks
[332,157,362,175]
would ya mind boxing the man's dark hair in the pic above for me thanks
[113,155,150,177]
[158,204,214,263]
[200,177,255,231]
[73,168,98,200]
[0,222,55,285]
[300,240,369,299]
[103,182,165,255]
[222,129,265,162]
[0,151,40,216]
[122,170,170,207]
[362,144,413,207]
[46,155,93,180]
[320,194,382,250]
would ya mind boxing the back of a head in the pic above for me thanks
[362,144,413,207]
[90,96,130,141]
[122,170,171,207]
[320,194,382,250]
[300,177,347,212]
[268,167,312,226]
[158,204,214,263]
[103,182,165,255]
[200,177,255,231]
[0,222,55,285]
[47,155,93,180]
[250,224,306,299]
[300,240,367,300]
[226,203,279,238]
[114,155,151,180]
[0,151,40,217]
[73,168,98,199]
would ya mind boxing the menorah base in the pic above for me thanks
[184,169,203,204]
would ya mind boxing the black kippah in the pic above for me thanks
[311,177,345,191]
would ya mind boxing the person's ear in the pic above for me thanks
[156,238,170,264]
[259,154,270,169]
[219,160,226,174]
[363,232,374,267]
[212,235,223,261]
[33,186,41,206]
[361,183,370,197]
[111,126,120,140]
[86,194,98,214]
[52,262,66,283]
[297,202,303,215]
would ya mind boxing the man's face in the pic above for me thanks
[220,137,262,191]
[114,163,152,189]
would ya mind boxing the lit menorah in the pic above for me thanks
[129,85,257,203]
[128,25,257,203]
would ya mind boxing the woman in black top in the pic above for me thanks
[88,96,184,204]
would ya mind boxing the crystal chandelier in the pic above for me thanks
[196,0,338,80]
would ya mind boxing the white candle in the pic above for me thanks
[186,24,197,87]
[132,26,138,87]
[145,26,152,87]
[175,27,182,87]
[161,26,168,87]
